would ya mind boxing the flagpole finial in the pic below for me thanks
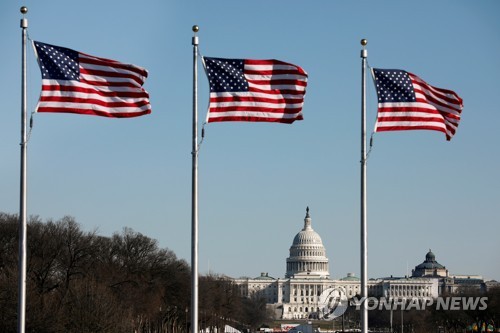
[192,25,199,46]
[360,39,368,58]
[20,6,28,28]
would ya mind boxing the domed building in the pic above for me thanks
[412,249,448,278]
[286,207,329,279]
[411,249,488,294]
[235,208,363,319]
[233,208,460,320]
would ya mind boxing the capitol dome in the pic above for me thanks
[286,207,330,279]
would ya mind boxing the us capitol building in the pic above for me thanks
[233,208,490,320]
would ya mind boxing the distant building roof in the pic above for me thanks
[254,272,275,280]
[414,249,445,270]
[454,277,484,285]
[340,273,360,281]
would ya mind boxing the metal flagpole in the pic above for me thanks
[191,24,200,333]
[390,301,393,332]
[360,38,368,333]
[18,6,29,333]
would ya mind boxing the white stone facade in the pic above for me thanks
[285,208,329,279]
[233,209,484,320]
[235,274,438,319]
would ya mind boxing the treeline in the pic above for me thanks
[336,290,500,333]
[0,213,269,333]
[367,289,500,333]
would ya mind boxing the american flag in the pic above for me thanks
[202,57,308,124]
[33,41,151,118]
[372,68,463,140]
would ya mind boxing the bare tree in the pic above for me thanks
[0,213,256,333]
[0,213,19,333]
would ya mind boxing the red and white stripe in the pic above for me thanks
[207,59,307,123]
[36,51,151,118]
[374,72,463,141]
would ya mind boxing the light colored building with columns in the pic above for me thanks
[234,208,441,320]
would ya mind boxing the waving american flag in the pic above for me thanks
[203,57,307,124]
[33,41,151,118]
[372,68,463,140]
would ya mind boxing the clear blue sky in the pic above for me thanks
[1,1,499,281]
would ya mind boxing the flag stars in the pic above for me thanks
[34,41,80,81]
[373,69,416,103]
[204,57,249,93]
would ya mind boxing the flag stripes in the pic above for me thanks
[203,57,308,123]
[33,41,151,118]
[372,68,463,140]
